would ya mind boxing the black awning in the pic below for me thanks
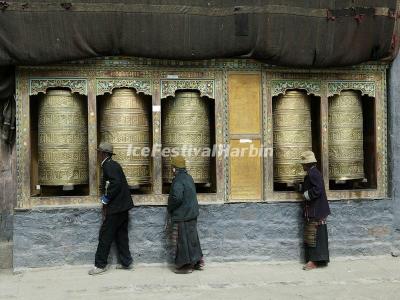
[0,1,399,144]
[0,0,398,67]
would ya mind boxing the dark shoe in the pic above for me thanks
[317,261,329,268]
[116,263,134,270]
[174,267,193,274]
[194,262,205,271]
[193,265,204,271]
[194,257,205,270]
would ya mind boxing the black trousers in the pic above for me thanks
[95,210,133,268]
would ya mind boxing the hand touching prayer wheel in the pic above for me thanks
[328,90,365,182]
[273,90,312,185]
[38,89,88,186]
[162,91,211,184]
[100,88,151,187]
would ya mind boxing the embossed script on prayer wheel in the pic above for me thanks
[38,89,88,185]
[100,88,151,186]
[162,91,211,183]
[329,90,364,181]
[273,90,312,184]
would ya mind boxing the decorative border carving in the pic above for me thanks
[15,74,23,207]
[96,78,152,96]
[212,72,226,202]
[78,57,263,70]
[262,69,273,201]
[222,72,230,201]
[271,80,321,97]
[327,81,376,97]
[30,78,87,95]
[160,79,214,99]
[15,58,388,208]
[20,58,387,73]
[265,70,386,201]
[382,71,388,197]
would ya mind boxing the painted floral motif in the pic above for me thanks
[97,79,152,95]
[161,80,214,99]
[30,79,87,95]
[327,81,376,97]
[271,80,321,96]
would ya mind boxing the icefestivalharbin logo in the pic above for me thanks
[126,144,273,158]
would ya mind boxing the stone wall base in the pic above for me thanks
[12,200,395,269]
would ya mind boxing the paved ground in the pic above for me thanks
[0,256,399,300]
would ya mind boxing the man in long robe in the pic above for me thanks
[167,155,204,274]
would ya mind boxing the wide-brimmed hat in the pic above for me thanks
[97,142,115,155]
[300,150,317,164]
[171,155,186,169]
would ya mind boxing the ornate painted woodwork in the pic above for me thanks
[328,90,365,182]
[14,58,387,209]
[100,88,151,186]
[273,90,312,184]
[162,91,211,184]
[38,89,88,186]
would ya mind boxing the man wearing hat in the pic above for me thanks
[88,142,134,275]
[298,150,331,271]
[167,155,204,274]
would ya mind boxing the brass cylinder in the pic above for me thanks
[162,91,211,183]
[329,90,364,181]
[273,90,312,184]
[100,88,151,186]
[38,89,88,185]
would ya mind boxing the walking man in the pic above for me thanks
[299,151,331,271]
[167,155,204,274]
[88,142,134,275]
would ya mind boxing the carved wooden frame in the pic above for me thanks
[15,58,388,209]
[15,59,234,208]
[264,66,387,201]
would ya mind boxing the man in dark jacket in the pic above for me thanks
[89,142,134,275]
[299,150,331,271]
[167,155,204,274]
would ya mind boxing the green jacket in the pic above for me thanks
[168,169,199,222]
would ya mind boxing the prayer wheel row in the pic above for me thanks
[37,88,365,188]
[273,89,365,184]
[37,88,212,187]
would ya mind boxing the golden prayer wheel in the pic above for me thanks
[38,89,88,185]
[329,90,364,181]
[100,88,151,186]
[273,90,312,184]
[162,91,211,183]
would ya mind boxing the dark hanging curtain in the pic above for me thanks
[0,0,398,143]
[0,68,15,144]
